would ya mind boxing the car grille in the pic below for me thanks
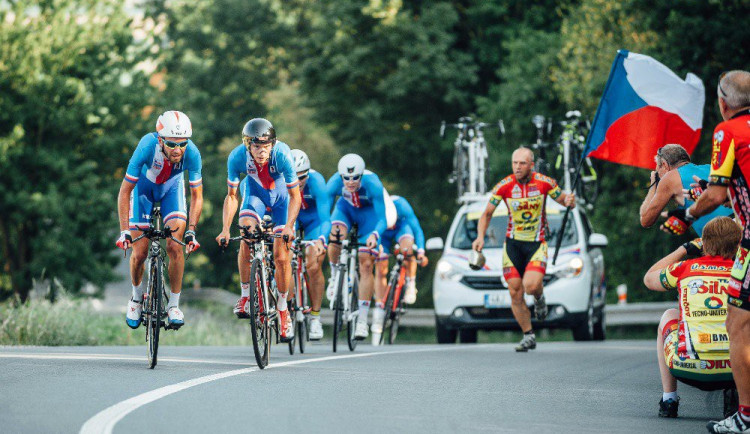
[466,307,516,320]
[461,276,506,290]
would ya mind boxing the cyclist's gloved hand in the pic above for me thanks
[682,238,703,256]
[116,230,132,250]
[687,178,709,202]
[417,249,429,267]
[184,230,200,253]
[366,233,379,250]
[661,209,695,236]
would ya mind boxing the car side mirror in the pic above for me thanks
[425,237,444,251]
[588,233,608,248]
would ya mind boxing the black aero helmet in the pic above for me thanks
[242,118,276,145]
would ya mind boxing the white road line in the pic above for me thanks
[0,353,253,366]
[79,346,471,434]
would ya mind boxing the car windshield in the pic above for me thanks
[451,211,578,249]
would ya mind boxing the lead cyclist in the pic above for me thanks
[115,110,203,330]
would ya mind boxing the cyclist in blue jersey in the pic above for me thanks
[290,149,330,340]
[116,110,203,329]
[371,194,428,339]
[640,144,732,236]
[215,118,301,342]
[326,154,387,339]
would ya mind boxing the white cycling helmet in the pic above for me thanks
[338,153,365,178]
[291,149,310,175]
[156,110,192,138]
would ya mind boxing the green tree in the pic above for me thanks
[0,0,156,300]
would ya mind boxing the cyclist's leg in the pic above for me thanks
[522,242,547,299]
[270,194,292,298]
[161,177,188,298]
[301,215,325,313]
[504,239,531,333]
[328,199,352,264]
[727,303,750,411]
[238,183,264,295]
[657,309,679,395]
[128,180,152,291]
[374,229,395,303]
[397,230,417,303]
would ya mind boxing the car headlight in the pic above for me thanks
[554,257,584,279]
[437,260,463,281]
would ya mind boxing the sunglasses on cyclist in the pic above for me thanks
[342,174,361,182]
[243,136,275,148]
[297,173,309,182]
[162,138,188,149]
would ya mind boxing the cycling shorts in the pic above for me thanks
[662,319,734,390]
[728,240,750,312]
[502,238,547,280]
[330,199,381,256]
[297,210,325,241]
[239,176,288,233]
[378,223,414,260]
[129,176,187,230]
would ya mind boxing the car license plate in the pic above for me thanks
[484,293,506,308]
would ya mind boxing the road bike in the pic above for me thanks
[288,237,314,355]
[329,224,361,352]
[221,217,285,369]
[378,247,410,345]
[440,117,504,202]
[130,206,187,369]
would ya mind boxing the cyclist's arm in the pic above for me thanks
[476,201,497,245]
[643,247,687,292]
[186,143,203,231]
[403,202,426,253]
[689,185,727,219]
[287,186,302,229]
[690,123,736,219]
[326,173,342,207]
[223,150,242,232]
[222,186,239,232]
[640,170,681,228]
[117,179,136,232]
[369,177,388,239]
[311,173,332,244]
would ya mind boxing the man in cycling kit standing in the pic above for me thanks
[326,154,387,340]
[116,110,203,329]
[290,149,330,340]
[664,70,750,434]
[472,147,575,352]
[640,144,732,236]
[216,118,301,343]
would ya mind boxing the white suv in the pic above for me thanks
[428,196,608,343]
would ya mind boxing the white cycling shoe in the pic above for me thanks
[167,306,184,328]
[404,281,418,304]
[326,270,338,301]
[309,317,324,340]
[126,299,143,329]
[371,307,385,334]
[354,318,369,340]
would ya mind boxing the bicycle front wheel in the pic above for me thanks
[332,266,346,353]
[146,257,163,369]
[249,258,270,369]
[347,274,359,351]
[380,273,397,345]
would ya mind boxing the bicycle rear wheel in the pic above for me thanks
[332,266,346,353]
[347,274,359,351]
[379,273,397,345]
[298,272,309,354]
[146,257,163,369]
[249,258,270,369]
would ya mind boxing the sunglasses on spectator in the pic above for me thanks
[342,174,361,182]
[162,138,188,149]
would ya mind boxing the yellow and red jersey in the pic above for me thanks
[709,111,750,230]
[490,172,562,242]
[659,256,732,360]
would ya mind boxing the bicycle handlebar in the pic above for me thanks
[132,226,186,246]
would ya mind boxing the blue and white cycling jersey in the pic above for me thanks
[380,195,426,256]
[124,132,202,228]
[297,169,331,244]
[326,170,387,253]
[227,141,299,230]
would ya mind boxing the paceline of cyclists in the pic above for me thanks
[116,115,427,345]
[115,70,750,434]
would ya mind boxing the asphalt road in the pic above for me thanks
[0,341,728,434]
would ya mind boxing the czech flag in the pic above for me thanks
[584,50,705,170]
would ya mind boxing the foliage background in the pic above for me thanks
[1,0,749,305]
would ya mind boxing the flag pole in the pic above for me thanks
[552,50,626,265]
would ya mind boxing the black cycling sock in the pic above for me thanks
[524,330,534,335]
